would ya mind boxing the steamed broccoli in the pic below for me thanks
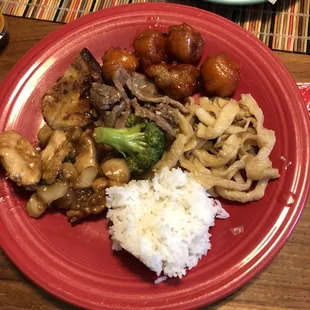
[93,121,165,175]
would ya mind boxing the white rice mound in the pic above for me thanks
[106,168,229,279]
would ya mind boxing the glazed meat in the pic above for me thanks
[0,131,41,187]
[101,47,139,84]
[200,53,240,97]
[145,63,200,100]
[42,48,102,130]
[167,23,204,64]
[133,29,167,69]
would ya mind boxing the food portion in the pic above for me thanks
[0,22,280,281]
[166,23,204,64]
[145,63,200,100]
[200,53,240,97]
[133,29,167,69]
[0,131,42,188]
[107,168,229,278]
[101,47,139,83]
[42,48,102,130]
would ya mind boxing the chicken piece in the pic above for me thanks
[200,53,240,97]
[41,130,71,184]
[133,29,167,69]
[101,47,139,84]
[167,23,204,64]
[74,132,98,174]
[80,48,103,84]
[0,131,42,187]
[42,48,102,130]
[131,72,158,95]
[145,62,200,100]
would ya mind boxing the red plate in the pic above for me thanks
[0,3,309,309]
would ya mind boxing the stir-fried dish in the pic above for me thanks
[0,23,279,225]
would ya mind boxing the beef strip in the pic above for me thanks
[100,100,128,128]
[131,72,158,95]
[90,83,122,112]
[145,103,178,127]
[132,99,176,137]
[112,68,188,113]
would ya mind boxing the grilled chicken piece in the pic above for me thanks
[41,130,72,184]
[0,131,41,187]
[42,48,103,130]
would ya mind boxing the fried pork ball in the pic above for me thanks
[133,29,167,69]
[145,62,200,100]
[101,47,139,83]
[167,23,204,64]
[200,53,240,97]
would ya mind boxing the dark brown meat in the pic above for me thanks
[80,48,104,84]
[132,99,175,137]
[90,83,122,112]
[145,62,200,100]
[42,48,102,130]
[167,23,204,64]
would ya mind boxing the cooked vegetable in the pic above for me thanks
[36,179,69,205]
[167,23,204,64]
[26,193,47,218]
[37,125,53,148]
[200,53,240,97]
[61,162,79,182]
[93,121,165,176]
[101,158,131,183]
[102,47,139,83]
[73,166,98,189]
[92,177,109,192]
[74,132,98,174]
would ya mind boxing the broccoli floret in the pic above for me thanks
[126,114,145,127]
[93,122,165,175]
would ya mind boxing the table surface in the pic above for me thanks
[0,16,309,310]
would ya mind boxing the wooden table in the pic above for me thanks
[0,16,309,310]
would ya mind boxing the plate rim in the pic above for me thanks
[0,3,310,309]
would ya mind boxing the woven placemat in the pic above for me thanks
[0,0,309,54]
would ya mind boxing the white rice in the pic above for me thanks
[106,168,229,279]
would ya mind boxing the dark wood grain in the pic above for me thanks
[0,16,309,310]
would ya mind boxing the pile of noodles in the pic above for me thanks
[154,94,280,203]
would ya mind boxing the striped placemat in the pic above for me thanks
[0,0,309,54]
